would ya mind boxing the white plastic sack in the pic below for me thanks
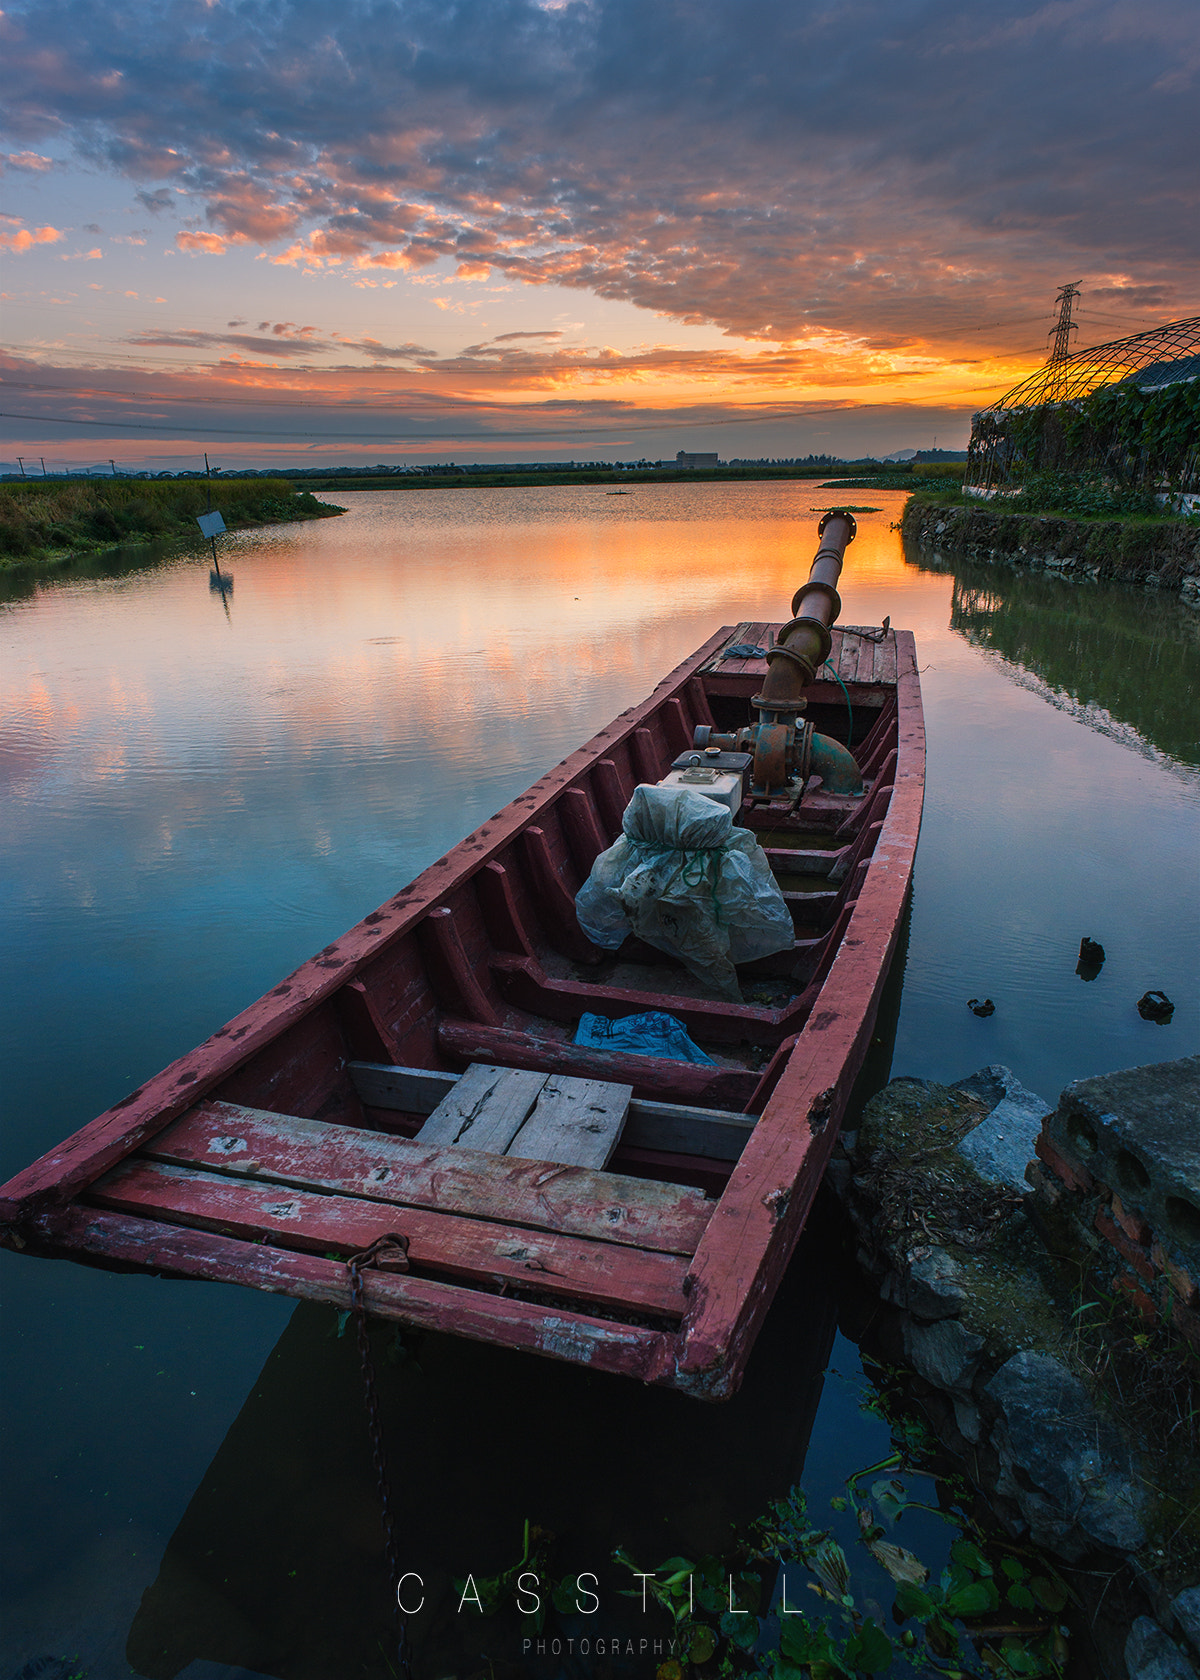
[575,785,795,1002]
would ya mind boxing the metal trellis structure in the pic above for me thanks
[967,315,1200,493]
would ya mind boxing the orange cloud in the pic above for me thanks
[0,223,64,252]
[176,230,230,254]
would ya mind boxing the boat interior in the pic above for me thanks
[10,618,913,1381]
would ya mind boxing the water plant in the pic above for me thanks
[457,1390,1073,1678]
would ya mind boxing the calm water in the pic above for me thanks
[2,482,1198,1679]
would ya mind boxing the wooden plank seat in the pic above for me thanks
[348,1060,758,1162]
[434,1022,763,1109]
[416,1062,631,1171]
[89,1157,691,1317]
[487,952,809,1045]
[143,1099,711,1250]
[81,1092,725,1322]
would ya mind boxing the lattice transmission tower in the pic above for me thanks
[1044,282,1082,400]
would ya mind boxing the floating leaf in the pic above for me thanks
[950,1538,991,1577]
[811,1538,851,1596]
[844,1618,894,1674]
[687,1625,717,1664]
[696,1579,725,1614]
[1030,1574,1069,1613]
[552,1576,581,1615]
[946,1579,1001,1619]
[1000,1557,1027,1582]
[1006,1581,1036,1611]
[894,1580,936,1621]
[871,1477,910,1519]
[719,1610,759,1651]
[869,1540,929,1585]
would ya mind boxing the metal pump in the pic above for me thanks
[692,510,864,801]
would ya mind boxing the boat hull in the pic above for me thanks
[0,621,924,1398]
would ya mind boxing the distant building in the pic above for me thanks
[674,451,720,468]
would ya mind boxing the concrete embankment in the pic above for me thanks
[901,498,1200,603]
[832,1054,1200,1680]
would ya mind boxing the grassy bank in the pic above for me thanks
[0,478,344,572]
[901,490,1200,597]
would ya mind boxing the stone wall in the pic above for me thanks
[1032,1059,1200,1356]
[838,1055,1200,1680]
[901,499,1200,602]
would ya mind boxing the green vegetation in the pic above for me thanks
[903,478,1197,523]
[0,477,344,572]
[938,556,1200,766]
[970,377,1200,496]
[823,469,965,493]
[912,462,967,483]
[991,472,1163,520]
[455,1395,1073,1678]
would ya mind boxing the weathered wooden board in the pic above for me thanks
[507,1075,632,1169]
[346,1063,757,1162]
[30,1204,677,1382]
[349,1062,456,1114]
[620,1099,756,1161]
[149,1100,711,1254]
[876,632,898,687]
[854,631,878,684]
[90,1159,691,1317]
[488,953,793,1045]
[436,1020,762,1110]
[417,1064,548,1152]
[835,627,860,682]
[709,622,770,676]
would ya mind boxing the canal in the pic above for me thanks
[2,482,1197,1678]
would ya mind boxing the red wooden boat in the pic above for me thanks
[0,514,924,1399]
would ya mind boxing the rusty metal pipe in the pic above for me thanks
[752,510,856,716]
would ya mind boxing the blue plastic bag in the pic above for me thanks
[573,1010,716,1065]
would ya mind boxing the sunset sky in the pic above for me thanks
[2,0,1197,470]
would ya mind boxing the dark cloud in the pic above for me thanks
[123,324,435,361]
[0,344,978,461]
[126,328,335,359]
[2,0,1197,348]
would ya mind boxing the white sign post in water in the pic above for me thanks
[197,508,231,597]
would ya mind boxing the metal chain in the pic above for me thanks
[347,1234,413,1680]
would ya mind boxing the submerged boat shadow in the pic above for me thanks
[125,1201,850,1680]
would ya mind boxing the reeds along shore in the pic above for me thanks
[0,478,342,566]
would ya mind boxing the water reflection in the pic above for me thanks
[2,483,1198,1679]
[907,544,1200,769]
[127,1228,841,1680]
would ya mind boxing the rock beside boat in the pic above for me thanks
[834,1056,1200,1674]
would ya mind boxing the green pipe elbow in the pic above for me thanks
[810,731,863,796]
